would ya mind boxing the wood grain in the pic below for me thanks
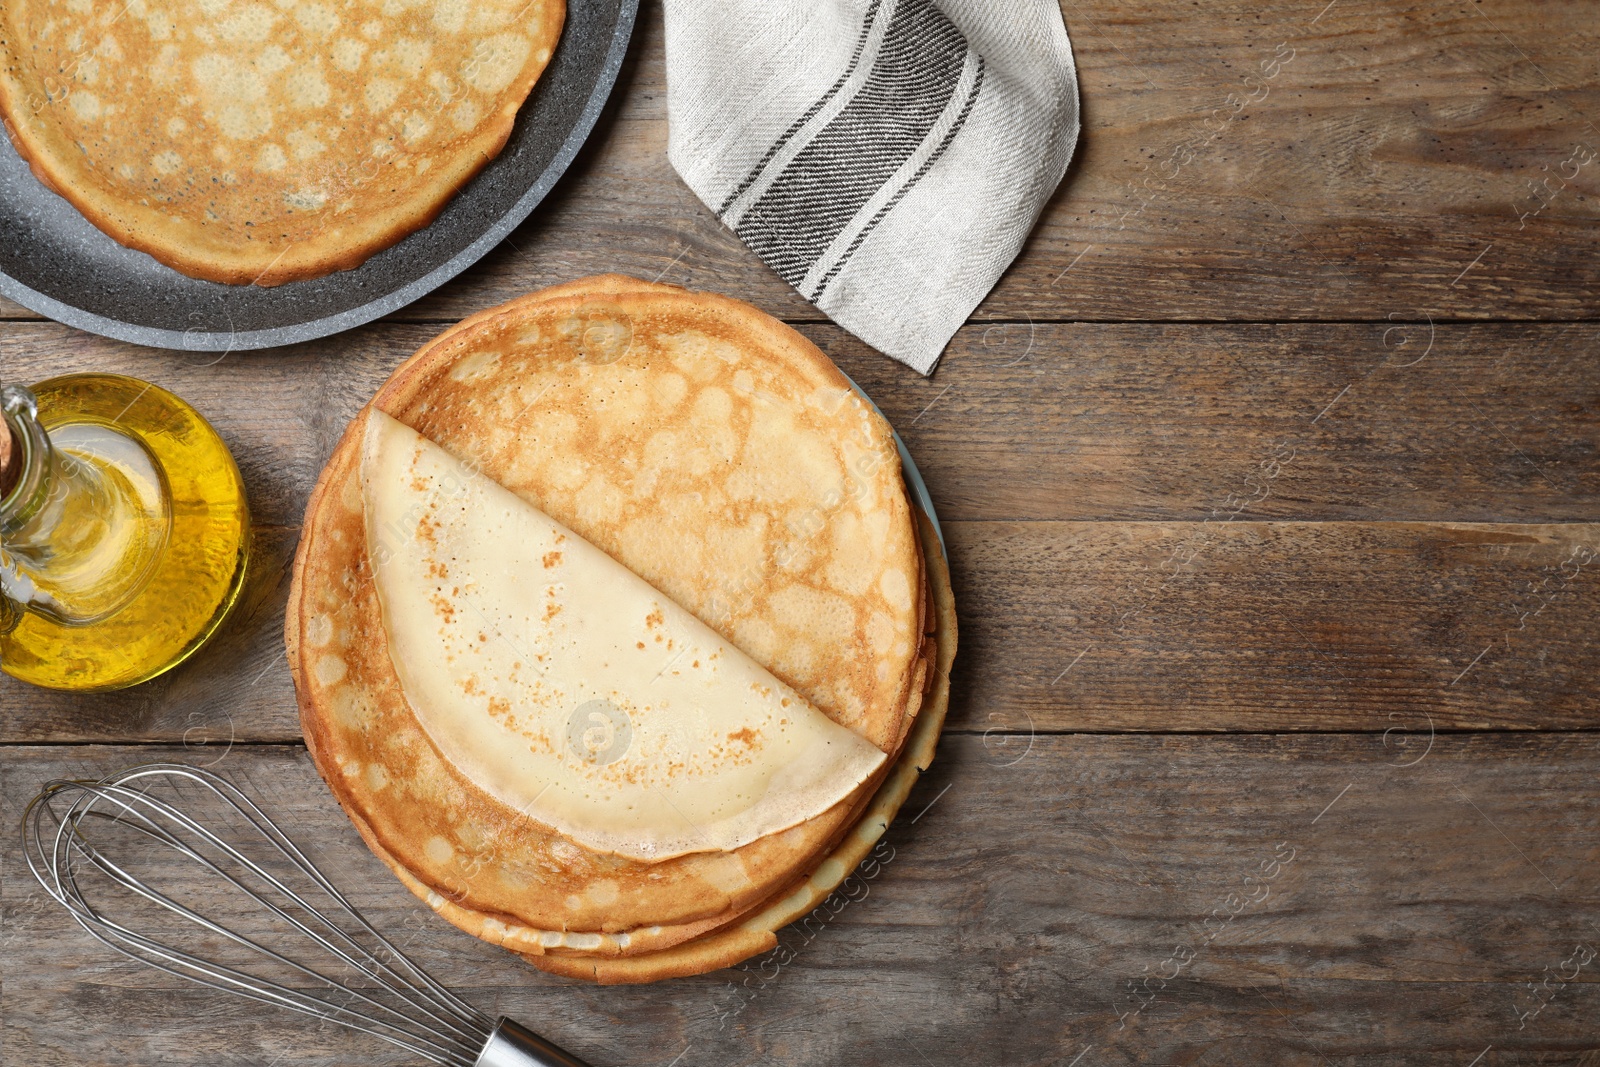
[812,321,1600,524]
[1,3,1595,1063]
[4,519,1595,742]
[1,318,1593,741]
[1,321,1594,527]
[0,527,300,745]
[3,1,1597,327]
[270,0,1600,326]
[4,737,1597,1065]
[953,519,1600,734]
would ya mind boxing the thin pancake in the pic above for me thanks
[359,408,888,861]
[344,507,945,966]
[0,0,563,284]
[288,278,928,938]
[529,508,956,982]
[372,280,927,752]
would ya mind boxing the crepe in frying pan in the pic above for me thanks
[0,0,563,284]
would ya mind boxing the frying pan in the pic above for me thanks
[0,0,639,352]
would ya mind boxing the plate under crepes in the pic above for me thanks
[0,0,638,352]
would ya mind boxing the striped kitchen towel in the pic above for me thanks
[664,0,1079,374]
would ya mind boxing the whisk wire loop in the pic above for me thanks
[65,792,491,1053]
[23,763,504,1067]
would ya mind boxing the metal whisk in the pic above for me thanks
[23,763,593,1067]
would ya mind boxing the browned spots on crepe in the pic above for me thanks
[0,0,564,284]
[286,276,941,972]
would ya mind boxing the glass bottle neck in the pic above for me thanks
[0,383,172,627]
[2,384,85,624]
[0,384,53,536]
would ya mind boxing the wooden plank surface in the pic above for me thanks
[4,737,1598,1066]
[958,520,1600,733]
[1,1,1596,1063]
[4,518,1597,742]
[2,320,1595,528]
[1,321,1595,741]
[235,0,1600,324]
[4,0,1598,326]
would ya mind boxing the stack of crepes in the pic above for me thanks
[286,276,955,983]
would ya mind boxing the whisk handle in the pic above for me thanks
[475,1017,595,1067]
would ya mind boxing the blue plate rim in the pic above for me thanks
[842,370,944,554]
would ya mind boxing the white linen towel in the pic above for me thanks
[663,0,1080,374]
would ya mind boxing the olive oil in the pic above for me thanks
[0,375,249,691]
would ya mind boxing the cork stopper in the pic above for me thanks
[0,410,18,500]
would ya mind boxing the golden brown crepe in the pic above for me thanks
[0,0,563,284]
[287,278,933,954]
[347,508,948,982]
[358,407,891,862]
[525,508,955,983]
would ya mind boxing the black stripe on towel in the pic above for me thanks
[806,55,984,301]
[716,0,886,218]
[735,0,972,289]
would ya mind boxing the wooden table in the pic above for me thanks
[4,2,1598,1063]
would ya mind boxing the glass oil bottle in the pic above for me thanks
[0,374,250,691]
